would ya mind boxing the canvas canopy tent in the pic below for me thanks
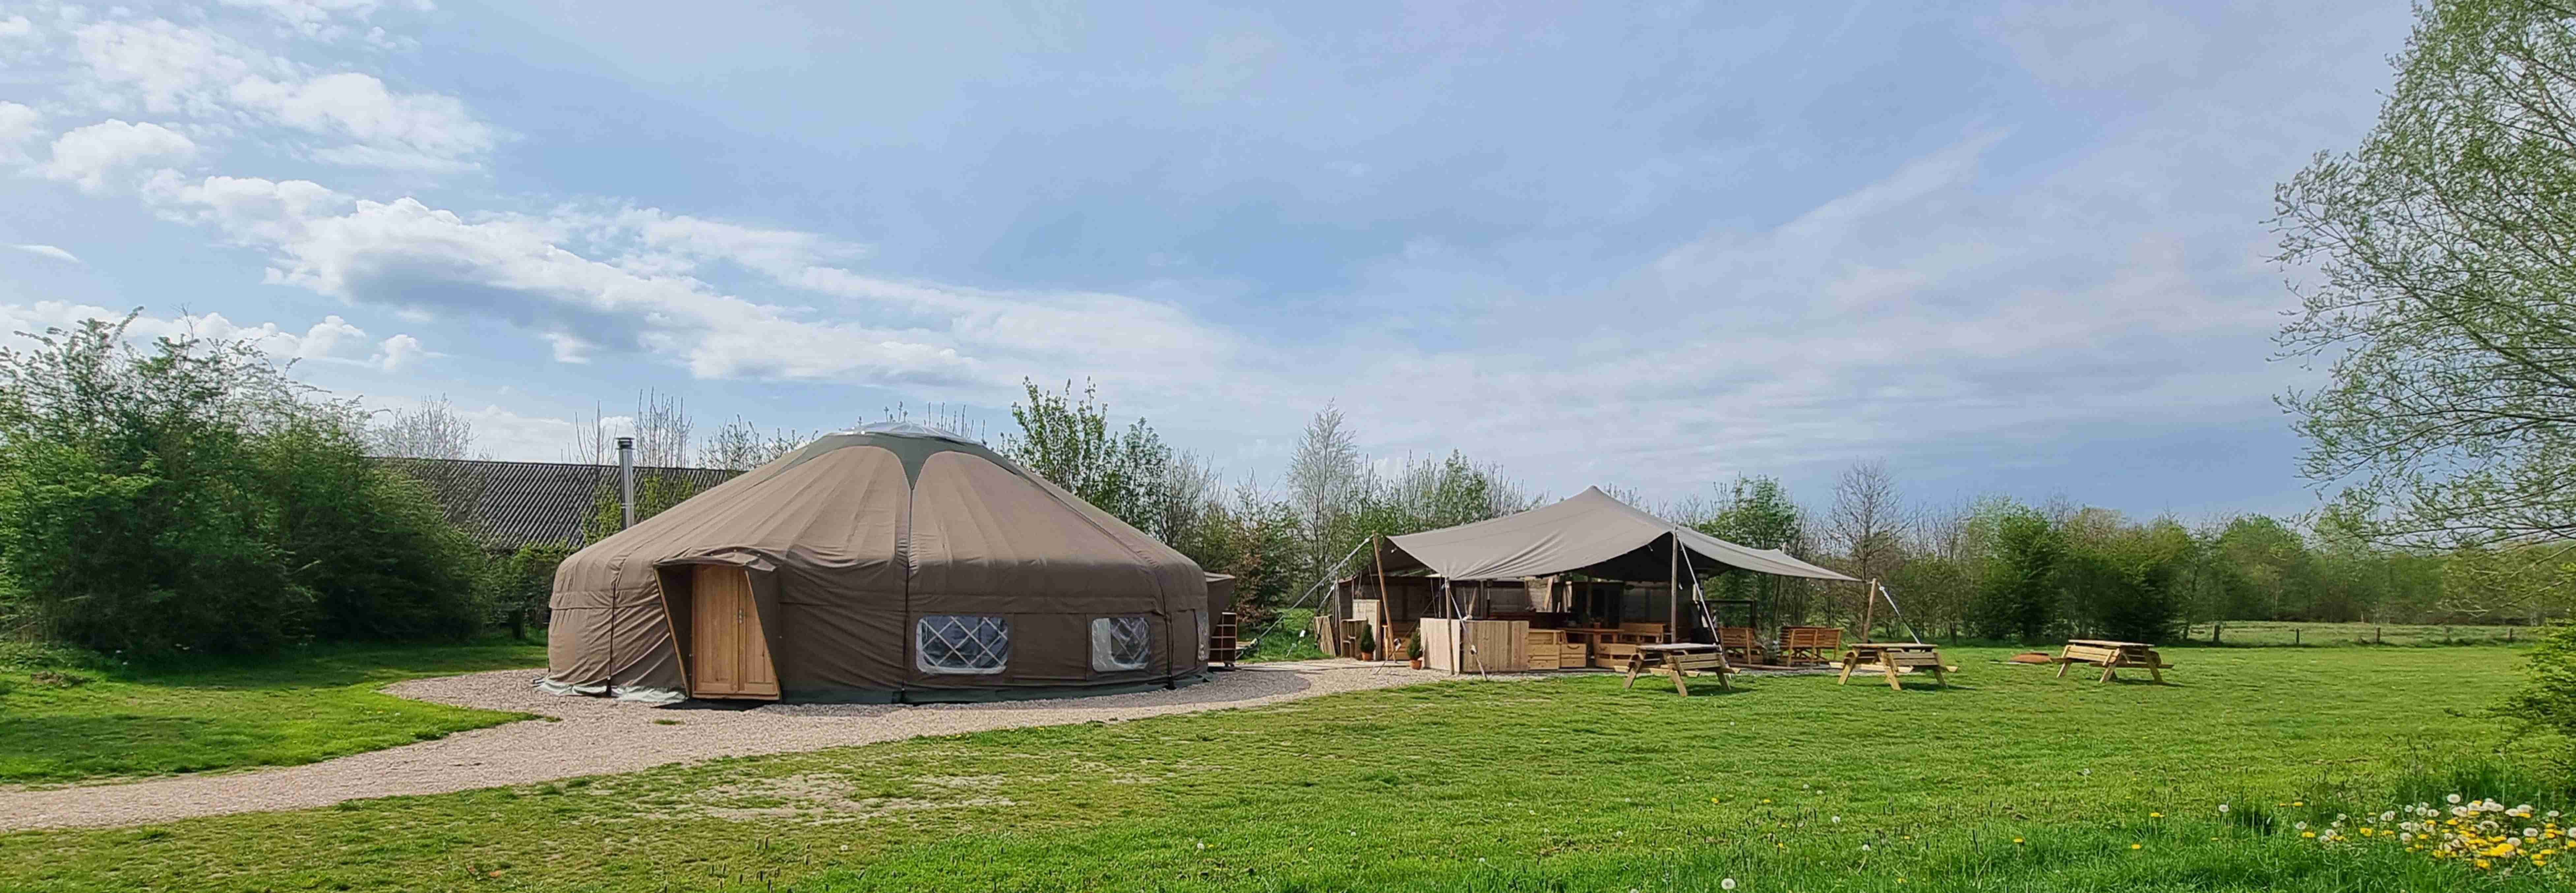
[1348,487,1856,652]
[1380,487,1857,584]
[539,421,1211,704]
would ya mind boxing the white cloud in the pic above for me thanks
[0,15,33,38]
[229,72,496,170]
[8,244,83,264]
[0,302,400,370]
[372,332,425,371]
[68,18,494,169]
[220,0,429,43]
[40,119,197,191]
[0,103,42,160]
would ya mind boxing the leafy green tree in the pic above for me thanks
[0,314,485,656]
[1969,506,2062,642]
[1695,476,1817,623]
[2276,0,2576,550]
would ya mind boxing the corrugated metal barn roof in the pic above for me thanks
[382,458,742,552]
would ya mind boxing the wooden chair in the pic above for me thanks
[1716,626,1764,665]
[1623,647,1731,695]
[1780,627,1841,665]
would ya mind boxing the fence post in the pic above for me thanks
[2376,627,2383,645]
[2212,622,2223,645]
[2293,628,2301,646]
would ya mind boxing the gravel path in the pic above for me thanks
[0,661,1456,832]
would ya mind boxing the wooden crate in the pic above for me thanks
[1526,651,1562,670]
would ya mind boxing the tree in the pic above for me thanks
[0,314,483,656]
[370,396,476,460]
[1695,476,1819,624]
[2276,0,2576,549]
[1826,461,1908,634]
[1969,505,2061,642]
[1286,403,1365,582]
[700,415,805,471]
[998,378,1183,539]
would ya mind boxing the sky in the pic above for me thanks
[0,1,2418,522]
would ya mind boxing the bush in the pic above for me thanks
[481,541,572,641]
[258,418,484,643]
[0,314,489,657]
[2497,622,2576,766]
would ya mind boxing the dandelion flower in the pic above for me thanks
[1722,880,1737,891]
[2450,795,2464,805]
[2293,801,2305,807]
[2218,804,2230,814]
[2130,843,2142,850]
[1831,816,1841,824]
[2151,812,2163,818]
[2013,838,2024,844]
[1862,844,1872,851]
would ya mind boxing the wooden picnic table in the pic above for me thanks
[1622,643,1730,695]
[2055,639,2171,683]
[1836,641,1950,690]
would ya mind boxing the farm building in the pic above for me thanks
[538,422,1213,704]
[384,456,740,552]
[1320,487,1858,671]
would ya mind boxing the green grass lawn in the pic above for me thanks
[4,645,2569,892]
[0,639,547,785]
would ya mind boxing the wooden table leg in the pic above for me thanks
[1623,655,1644,690]
[1883,658,1904,691]
[1929,656,1947,688]
[1668,663,1689,696]
[1837,651,1858,685]
[2098,662,2116,683]
[2055,657,2073,679]
[2149,661,2164,685]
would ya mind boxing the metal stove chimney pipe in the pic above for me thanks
[616,436,636,529]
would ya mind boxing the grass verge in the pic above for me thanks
[0,638,547,785]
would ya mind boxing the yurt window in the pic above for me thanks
[916,616,1009,674]
[1195,612,1210,665]
[1090,617,1151,671]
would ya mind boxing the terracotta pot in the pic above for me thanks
[1409,658,1424,670]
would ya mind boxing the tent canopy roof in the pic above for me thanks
[1380,487,1859,583]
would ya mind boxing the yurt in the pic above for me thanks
[538,422,1211,704]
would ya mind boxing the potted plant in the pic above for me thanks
[1407,633,1424,669]
[1356,625,1378,662]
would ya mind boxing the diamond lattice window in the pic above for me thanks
[916,615,1009,674]
[1091,616,1151,672]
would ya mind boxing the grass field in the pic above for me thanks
[3,645,2568,892]
[0,639,548,785]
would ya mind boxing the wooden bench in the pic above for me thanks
[2053,639,2172,683]
[1716,626,1764,666]
[1780,626,1842,665]
[1623,643,1731,695]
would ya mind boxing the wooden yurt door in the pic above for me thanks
[689,565,778,699]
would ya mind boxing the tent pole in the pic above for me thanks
[1860,577,1878,642]
[1373,535,1392,662]
[1668,534,1681,640]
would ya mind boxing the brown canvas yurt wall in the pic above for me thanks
[539,423,1209,704]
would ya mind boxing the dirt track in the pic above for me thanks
[0,661,1453,831]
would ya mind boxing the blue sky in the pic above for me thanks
[0,1,2415,522]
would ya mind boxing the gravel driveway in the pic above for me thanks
[0,661,1456,832]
